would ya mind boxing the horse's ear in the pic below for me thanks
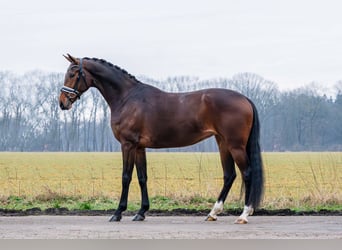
[63,54,78,64]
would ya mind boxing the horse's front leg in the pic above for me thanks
[132,147,150,221]
[109,142,136,222]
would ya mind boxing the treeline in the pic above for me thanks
[0,70,341,152]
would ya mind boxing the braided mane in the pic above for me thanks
[84,57,140,83]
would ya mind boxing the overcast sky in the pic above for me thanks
[1,0,342,90]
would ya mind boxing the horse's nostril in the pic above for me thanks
[60,101,66,110]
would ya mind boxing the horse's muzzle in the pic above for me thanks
[59,100,70,110]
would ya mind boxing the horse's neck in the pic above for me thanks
[93,72,139,108]
[86,60,140,108]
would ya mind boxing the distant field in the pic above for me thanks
[0,152,341,210]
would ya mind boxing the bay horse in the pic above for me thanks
[59,54,264,224]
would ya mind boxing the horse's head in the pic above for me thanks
[59,54,90,110]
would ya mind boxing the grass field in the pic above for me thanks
[0,152,341,211]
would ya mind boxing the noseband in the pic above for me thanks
[60,58,88,100]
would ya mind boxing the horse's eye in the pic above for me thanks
[69,73,75,78]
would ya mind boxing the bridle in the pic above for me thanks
[60,58,89,100]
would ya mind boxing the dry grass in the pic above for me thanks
[0,152,341,209]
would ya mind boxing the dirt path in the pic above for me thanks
[0,215,341,239]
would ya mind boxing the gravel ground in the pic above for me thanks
[0,215,341,239]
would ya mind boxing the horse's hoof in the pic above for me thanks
[109,214,122,222]
[234,218,248,224]
[132,214,145,221]
[205,215,217,221]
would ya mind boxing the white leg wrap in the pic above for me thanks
[235,205,254,224]
[207,201,224,220]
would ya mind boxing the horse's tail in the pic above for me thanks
[246,99,264,208]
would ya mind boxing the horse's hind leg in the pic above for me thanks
[206,136,236,221]
[230,147,254,224]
